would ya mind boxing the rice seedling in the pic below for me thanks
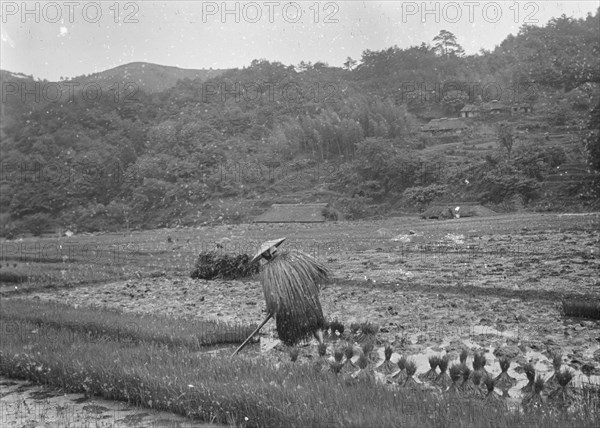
[419,355,440,382]
[361,340,375,362]
[2,298,256,350]
[448,364,463,394]
[521,363,536,394]
[357,322,379,343]
[546,353,563,388]
[340,344,357,376]
[434,355,452,390]
[471,351,489,378]
[484,376,502,402]
[289,347,300,362]
[356,353,369,370]
[523,376,547,410]
[549,369,575,408]
[376,345,397,376]
[334,347,345,363]
[397,355,407,371]
[460,364,474,395]
[494,357,517,390]
[3,308,600,428]
[344,343,355,364]
[350,323,360,334]
[329,320,345,336]
[395,355,408,384]
[469,370,486,399]
[459,349,468,365]
[402,359,418,388]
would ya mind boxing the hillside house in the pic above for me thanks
[460,105,481,118]
[482,100,510,115]
[421,118,469,135]
[510,104,534,115]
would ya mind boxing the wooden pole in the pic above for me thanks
[230,313,273,357]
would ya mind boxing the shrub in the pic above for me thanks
[401,185,448,210]
[20,213,54,236]
[321,205,341,221]
[0,271,29,283]
[335,196,374,220]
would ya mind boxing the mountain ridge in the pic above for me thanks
[0,61,227,94]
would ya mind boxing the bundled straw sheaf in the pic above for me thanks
[191,251,259,280]
[261,250,329,345]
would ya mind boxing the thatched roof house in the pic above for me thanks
[510,104,534,114]
[482,100,509,115]
[421,118,469,135]
[254,203,329,223]
[460,104,481,118]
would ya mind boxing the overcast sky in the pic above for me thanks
[1,1,598,80]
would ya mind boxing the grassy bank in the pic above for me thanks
[1,300,598,427]
[0,298,257,349]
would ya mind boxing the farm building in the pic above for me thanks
[482,100,510,115]
[510,104,534,115]
[421,118,469,135]
[459,104,481,118]
[254,203,329,223]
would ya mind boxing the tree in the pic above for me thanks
[297,61,313,72]
[343,57,357,71]
[496,122,515,159]
[432,30,465,57]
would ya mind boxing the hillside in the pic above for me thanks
[0,12,598,236]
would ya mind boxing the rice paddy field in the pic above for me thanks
[1,212,599,427]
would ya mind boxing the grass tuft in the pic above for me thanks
[384,345,393,362]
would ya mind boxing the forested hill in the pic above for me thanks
[1,11,599,236]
